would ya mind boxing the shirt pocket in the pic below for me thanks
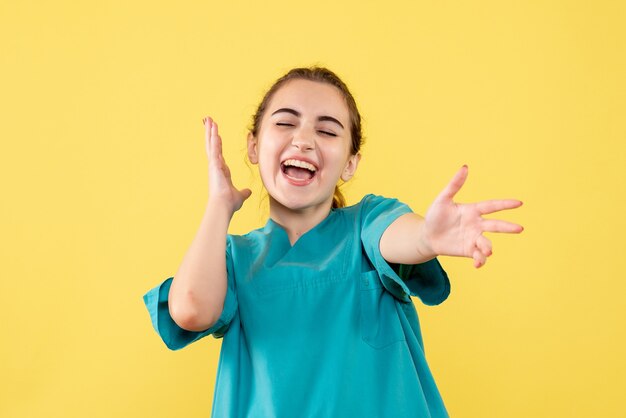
[359,270,407,349]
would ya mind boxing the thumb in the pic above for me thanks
[239,188,252,201]
[434,164,468,204]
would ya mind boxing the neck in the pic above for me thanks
[269,196,334,246]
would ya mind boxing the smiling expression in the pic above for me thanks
[247,78,361,213]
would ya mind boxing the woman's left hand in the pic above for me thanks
[422,165,524,268]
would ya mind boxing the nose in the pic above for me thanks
[291,127,315,151]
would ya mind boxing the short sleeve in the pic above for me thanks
[360,194,451,305]
[142,238,238,350]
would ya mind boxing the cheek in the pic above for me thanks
[258,146,277,165]
[325,147,351,172]
[257,148,282,178]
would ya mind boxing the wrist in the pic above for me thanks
[205,198,236,219]
[416,227,437,262]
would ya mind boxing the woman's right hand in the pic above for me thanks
[203,116,252,214]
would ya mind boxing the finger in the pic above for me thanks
[220,155,232,178]
[476,234,493,257]
[482,219,524,233]
[436,165,469,202]
[475,199,523,215]
[473,248,486,268]
[204,117,213,157]
[210,121,222,162]
[215,123,224,156]
[216,140,227,173]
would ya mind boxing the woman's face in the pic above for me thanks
[248,79,360,213]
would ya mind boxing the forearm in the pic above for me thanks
[169,201,233,332]
[380,213,437,265]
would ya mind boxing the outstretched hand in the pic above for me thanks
[421,165,524,268]
[203,116,252,213]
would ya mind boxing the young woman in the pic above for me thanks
[143,66,524,417]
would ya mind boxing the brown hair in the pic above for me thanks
[248,66,364,209]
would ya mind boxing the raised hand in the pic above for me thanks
[421,165,524,268]
[202,116,252,213]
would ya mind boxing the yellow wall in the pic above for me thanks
[2,1,624,417]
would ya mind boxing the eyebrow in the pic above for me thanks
[271,108,345,129]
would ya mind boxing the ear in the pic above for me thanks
[341,153,361,182]
[247,132,259,164]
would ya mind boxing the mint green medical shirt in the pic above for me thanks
[143,194,451,417]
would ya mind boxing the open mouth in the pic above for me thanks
[281,158,317,183]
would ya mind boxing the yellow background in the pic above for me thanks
[1,1,625,417]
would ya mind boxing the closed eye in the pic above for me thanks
[276,123,336,137]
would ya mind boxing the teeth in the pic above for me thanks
[283,159,317,172]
